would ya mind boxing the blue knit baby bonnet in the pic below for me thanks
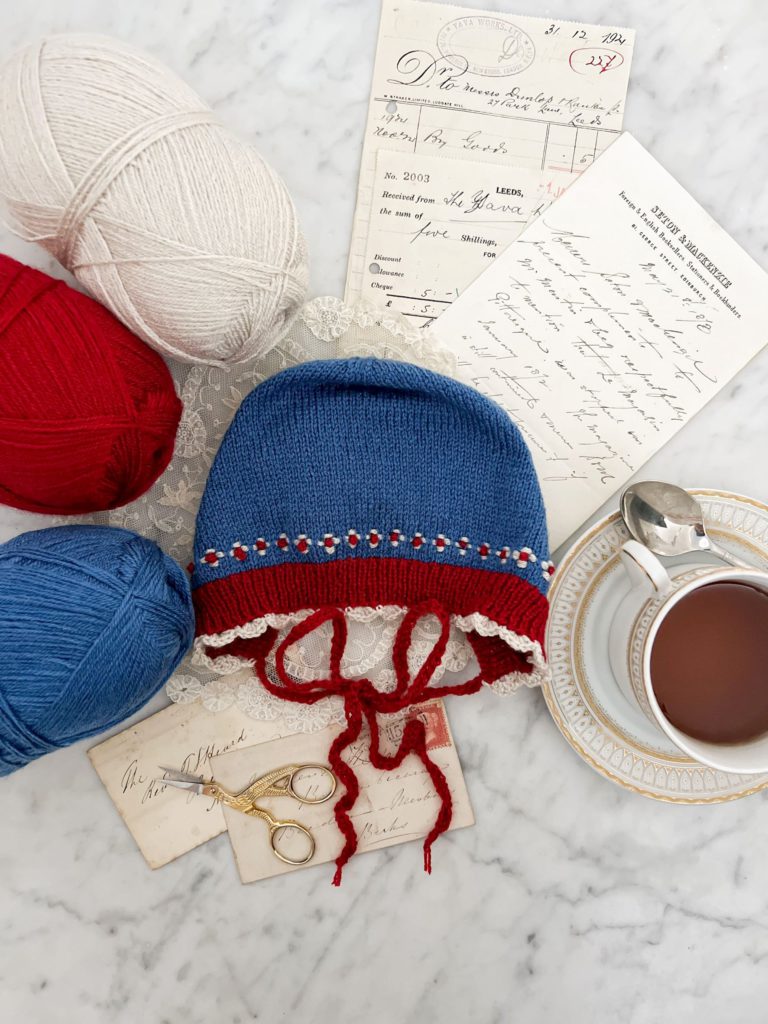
[192,357,551,685]
[191,357,552,882]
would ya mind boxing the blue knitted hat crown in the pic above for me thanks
[192,358,551,689]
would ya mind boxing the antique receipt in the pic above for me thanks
[361,151,543,324]
[433,133,768,548]
[89,698,287,868]
[346,0,635,302]
[213,700,474,883]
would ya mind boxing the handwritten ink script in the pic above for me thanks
[89,695,282,869]
[345,0,635,301]
[361,151,543,324]
[214,700,473,883]
[434,133,768,548]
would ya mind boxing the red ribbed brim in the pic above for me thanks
[193,558,548,684]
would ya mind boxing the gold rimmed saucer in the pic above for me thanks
[542,489,768,803]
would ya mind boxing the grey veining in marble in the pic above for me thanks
[1,1,768,1022]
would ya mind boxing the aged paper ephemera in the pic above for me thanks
[433,133,768,548]
[214,700,473,883]
[347,0,634,302]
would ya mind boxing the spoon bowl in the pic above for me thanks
[620,481,753,569]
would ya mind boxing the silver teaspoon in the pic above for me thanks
[620,481,753,569]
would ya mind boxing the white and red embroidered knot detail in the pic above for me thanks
[513,547,537,569]
[230,542,249,562]
[201,547,225,568]
[198,531,553,582]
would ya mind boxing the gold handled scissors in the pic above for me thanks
[157,763,337,866]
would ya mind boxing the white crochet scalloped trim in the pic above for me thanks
[192,605,548,695]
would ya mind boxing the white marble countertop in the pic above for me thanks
[2,1,768,1022]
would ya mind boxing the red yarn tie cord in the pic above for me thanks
[254,600,483,884]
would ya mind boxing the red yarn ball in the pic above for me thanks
[0,255,181,514]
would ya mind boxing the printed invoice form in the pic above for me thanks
[347,0,635,322]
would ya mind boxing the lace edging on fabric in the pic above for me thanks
[191,605,548,696]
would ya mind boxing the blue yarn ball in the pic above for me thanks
[0,525,194,775]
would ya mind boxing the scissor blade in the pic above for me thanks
[157,765,205,783]
[156,766,208,793]
[156,776,206,795]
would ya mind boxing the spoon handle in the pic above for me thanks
[707,539,756,571]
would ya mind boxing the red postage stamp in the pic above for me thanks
[381,699,451,754]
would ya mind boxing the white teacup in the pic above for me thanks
[608,540,768,773]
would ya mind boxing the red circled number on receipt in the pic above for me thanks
[569,47,624,75]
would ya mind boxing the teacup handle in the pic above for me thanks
[619,540,672,598]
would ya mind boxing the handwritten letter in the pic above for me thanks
[90,693,473,878]
[434,133,768,548]
[214,700,474,883]
[89,697,286,868]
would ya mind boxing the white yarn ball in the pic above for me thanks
[0,35,308,366]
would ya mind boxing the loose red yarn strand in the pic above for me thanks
[252,601,483,883]
[327,697,364,886]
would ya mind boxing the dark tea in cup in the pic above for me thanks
[650,580,768,744]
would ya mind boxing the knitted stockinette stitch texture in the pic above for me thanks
[191,358,552,882]
[193,358,550,648]
[0,525,194,775]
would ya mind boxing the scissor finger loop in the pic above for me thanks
[270,820,316,866]
[285,764,337,803]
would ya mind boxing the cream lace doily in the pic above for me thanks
[82,295,501,732]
